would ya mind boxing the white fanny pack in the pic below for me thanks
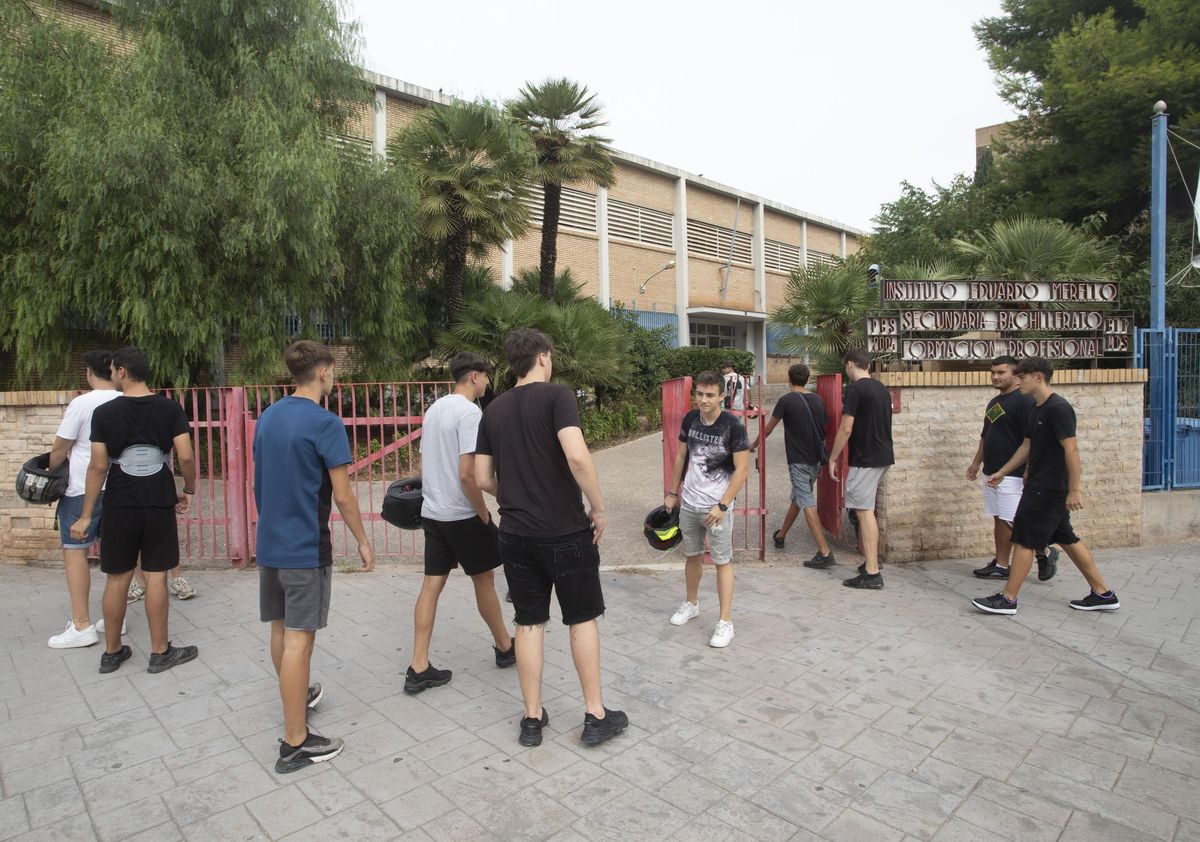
[112,445,169,477]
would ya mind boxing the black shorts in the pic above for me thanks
[423,515,501,577]
[1010,489,1080,551]
[500,528,605,627]
[100,506,180,574]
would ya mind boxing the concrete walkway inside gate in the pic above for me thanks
[3,434,1200,841]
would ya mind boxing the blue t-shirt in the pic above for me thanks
[253,396,351,568]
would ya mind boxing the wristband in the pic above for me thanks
[183,489,195,495]
[665,491,678,497]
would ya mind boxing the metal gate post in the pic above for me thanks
[224,387,249,567]
[1166,327,1178,490]
[815,374,845,538]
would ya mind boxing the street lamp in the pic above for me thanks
[639,260,677,294]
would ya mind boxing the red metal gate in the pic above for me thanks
[815,373,846,539]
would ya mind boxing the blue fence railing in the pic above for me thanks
[626,309,681,347]
[1137,326,1200,490]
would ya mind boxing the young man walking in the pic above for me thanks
[966,356,1059,582]
[750,363,834,568]
[665,371,750,647]
[827,348,893,589]
[404,352,514,694]
[254,341,376,772]
[47,350,119,648]
[721,360,747,411]
[72,347,199,674]
[972,357,1119,615]
[474,328,627,748]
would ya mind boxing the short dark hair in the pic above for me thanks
[843,348,872,371]
[695,370,723,391]
[504,328,554,377]
[721,360,735,369]
[450,351,493,382]
[1014,356,1054,382]
[111,346,151,383]
[283,340,336,384]
[990,355,1019,369]
[83,350,113,382]
[788,363,810,387]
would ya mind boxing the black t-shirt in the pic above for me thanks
[772,391,827,466]
[475,382,590,537]
[90,395,190,508]
[677,409,750,509]
[842,377,894,468]
[1024,393,1077,493]
[981,389,1035,476]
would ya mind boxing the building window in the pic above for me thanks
[690,321,736,348]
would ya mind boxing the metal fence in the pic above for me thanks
[1137,327,1200,490]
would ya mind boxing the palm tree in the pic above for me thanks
[391,101,534,322]
[770,256,879,374]
[508,78,615,301]
[952,216,1118,280]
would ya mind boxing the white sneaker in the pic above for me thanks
[95,618,127,635]
[169,576,196,600]
[709,620,735,648]
[48,621,98,649]
[670,601,699,626]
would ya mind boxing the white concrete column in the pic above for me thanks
[752,203,766,315]
[596,187,610,309]
[800,220,809,270]
[840,230,848,258]
[673,177,689,347]
[372,89,387,159]
[501,240,514,290]
[758,322,768,382]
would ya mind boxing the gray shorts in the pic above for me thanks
[259,565,332,631]
[679,504,734,566]
[788,463,820,510]
[845,466,888,511]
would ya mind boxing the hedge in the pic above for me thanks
[662,347,755,380]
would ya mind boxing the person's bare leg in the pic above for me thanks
[684,554,704,603]
[411,575,448,672]
[102,570,134,653]
[994,518,1013,567]
[515,623,545,718]
[64,548,92,629]
[1002,545,1037,601]
[270,619,285,675]
[802,507,831,555]
[715,563,735,622]
[1060,541,1110,594]
[777,503,800,539]
[280,628,315,745]
[471,570,512,651]
[569,619,605,718]
[856,509,880,574]
[144,571,169,654]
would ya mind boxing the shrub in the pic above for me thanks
[662,347,754,380]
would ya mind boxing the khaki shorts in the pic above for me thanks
[845,466,888,511]
[679,504,734,565]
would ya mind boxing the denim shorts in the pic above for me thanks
[500,529,605,626]
[57,494,101,550]
[788,462,820,510]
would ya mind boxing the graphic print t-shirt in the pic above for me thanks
[772,391,827,466]
[420,393,481,523]
[253,396,352,569]
[981,389,1035,476]
[1024,393,1077,494]
[842,377,894,468]
[90,395,190,509]
[679,409,749,509]
[57,389,120,497]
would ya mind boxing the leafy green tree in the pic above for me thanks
[508,79,615,301]
[393,101,534,324]
[769,256,878,374]
[510,266,587,305]
[952,215,1120,279]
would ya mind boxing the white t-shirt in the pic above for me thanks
[56,389,120,497]
[723,372,746,410]
[420,393,482,522]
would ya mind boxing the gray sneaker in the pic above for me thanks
[276,730,344,773]
[169,576,197,600]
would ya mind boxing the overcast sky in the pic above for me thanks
[342,0,1016,232]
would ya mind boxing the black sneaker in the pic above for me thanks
[843,571,883,589]
[1037,547,1060,582]
[98,644,132,674]
[494,642,516,668]
[306,683,323,710]
[581,708,629,746]
[1069,591,1120,611]
[772,530,785,549]
[519,708,549,747]
[972,593,1018,615]
[275,729,344,773]
[973,559,1010,579]
[147,643,198,674]
[804,552,836,569]
[404,663,452,694]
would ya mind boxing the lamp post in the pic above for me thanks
[639,260,677,294]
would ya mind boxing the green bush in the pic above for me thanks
[662,347,754,380]
[579,401,661,448]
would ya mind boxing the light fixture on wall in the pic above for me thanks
[639,260,677,294]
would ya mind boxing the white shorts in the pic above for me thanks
[982,475,1023,523]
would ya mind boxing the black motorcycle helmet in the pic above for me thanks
[381,476,423,530]
[15,453,68,505]
[643,505,682,551]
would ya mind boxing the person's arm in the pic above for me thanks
[173,432,197,514]
[827,415,854,480]
[459,453,490,522]
[329,465,374,571]
[1063,437,1083,510]
[966,438,985,481]
[986,439,1030,486]
[48,436,74,472]
[707,450,750,527]
[474,453,498,496]
[750,416,780,451]
[70,442,108,541]
[557,426,606,544]
[664,443,688,512]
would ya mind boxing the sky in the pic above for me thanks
[341,0,1017,233]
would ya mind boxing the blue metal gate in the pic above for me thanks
[1137,327,1200,490]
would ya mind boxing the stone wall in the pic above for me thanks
[874,370,1146,562]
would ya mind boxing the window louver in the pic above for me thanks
[764,239,803,273]
[608,199,674,248]
[522,185,597,233]
[687,219,752,264]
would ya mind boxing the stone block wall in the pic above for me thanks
[875,370,1146,562]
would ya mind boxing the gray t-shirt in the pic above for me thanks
[420,393,481,522]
